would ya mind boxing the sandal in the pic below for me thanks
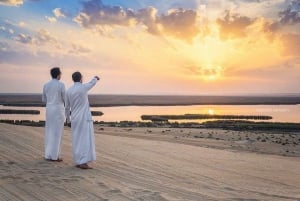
[76,164,93,169]
[45,158,63,162]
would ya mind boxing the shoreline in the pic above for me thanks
[1,119,300,131]
[0,120,299,157]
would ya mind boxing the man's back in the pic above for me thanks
[43,67,65,162]
[66,78,97,122]
[65,75,99,168]
[43,79,65,105]
[66,83,90,121]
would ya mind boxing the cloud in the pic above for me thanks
[15,33,34,44]
[74,0,136,28]
[136,7,199,41]
[18,21,26,27]
[217,10,255,39]
[136,6,159,34]
[69,43,91,54]
[13,29,58,46]
[0,19,31,39]
[241,0,261,2]
[184,63,224,80]
[45,16,57,23]
[0,43,92,66]
[0,23,16,39]
[0,49,34,64]
[0,0,23,6]
[0,41,9,51]
[9,27,90,58]
[53,8,67,18]
[74,0,200,41]
[36,29,57,44]
[278,0,300,25]
[265,0,300,32]
[280,33,300,56]
[45,8,70,23]
[158,8,199,42]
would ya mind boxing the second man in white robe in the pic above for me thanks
[65,71,100,169]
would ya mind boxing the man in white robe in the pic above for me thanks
[65,71,100,169]
[42,67,66,162]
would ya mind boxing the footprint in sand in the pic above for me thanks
[7,161,16,165]
[132,189,169,201]
[103,188,133,201]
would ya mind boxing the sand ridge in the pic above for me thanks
[0,123,300,200]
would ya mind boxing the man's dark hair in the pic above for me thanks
[72,71,82,82]
[50,67,61,79]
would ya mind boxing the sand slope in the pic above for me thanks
[0,123,299,201]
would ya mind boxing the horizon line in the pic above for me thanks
[0,93,300,97]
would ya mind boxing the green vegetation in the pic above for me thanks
[141,114,272,121]
[1,119,299,132]
[93,120,300,132]
[91,111,104,116]
[0,109,40,114]
[202,120,300,132]
[0,120,45,127]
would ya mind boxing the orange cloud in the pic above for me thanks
[158,8,199,42]
[74,0,200,42]
[217,10,255,39]
[0,0,23,6]
[280,33,300,56]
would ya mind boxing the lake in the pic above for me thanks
[0,104,299,123]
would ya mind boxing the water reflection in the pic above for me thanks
[208,109,215,115]
[0,105,299,123]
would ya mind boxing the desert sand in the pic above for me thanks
[0,123,300,201]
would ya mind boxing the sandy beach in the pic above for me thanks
[0,123,300,201]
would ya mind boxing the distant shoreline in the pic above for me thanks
[1,119,300,133]
[0,94,300,107]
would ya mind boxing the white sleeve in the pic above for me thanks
[83,78,98,91]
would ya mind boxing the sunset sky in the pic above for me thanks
[0,0,299,95]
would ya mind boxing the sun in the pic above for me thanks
[208,109,215,115]
[183,32,230,82]
[208,74,216,81]
[200,65,224,81]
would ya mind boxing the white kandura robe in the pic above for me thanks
[65,78,98,165]
[42,79,66,160]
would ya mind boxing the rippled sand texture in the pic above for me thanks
[0,123,299,201]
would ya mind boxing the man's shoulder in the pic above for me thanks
[43,80,52,87]
[66,85,75,93]
[58,81,65,87]
[44,80,65,88]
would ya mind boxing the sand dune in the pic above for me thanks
[0,123,300,201]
